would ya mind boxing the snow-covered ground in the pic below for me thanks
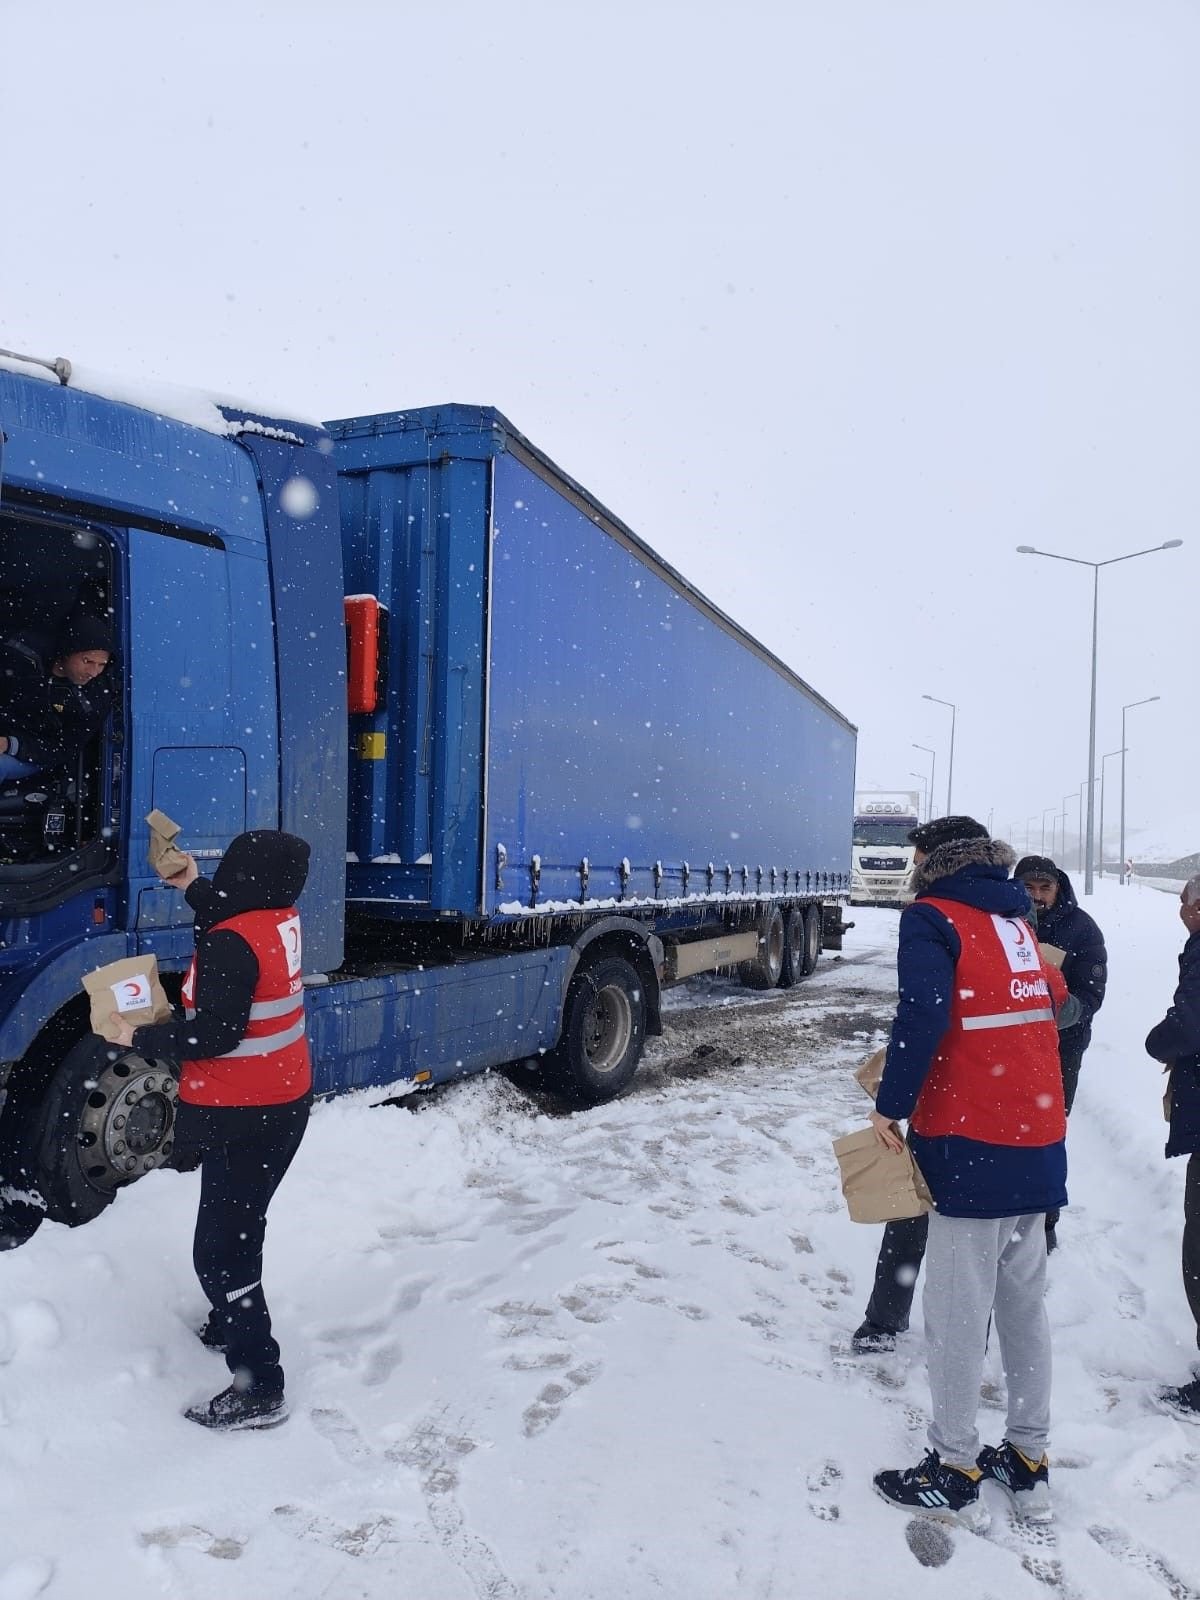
[2,884,1198,1599]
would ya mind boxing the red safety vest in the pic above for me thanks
[179,907,311,1107]
[909,899,1066,1146]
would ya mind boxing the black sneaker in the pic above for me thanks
[184,1383,288,1432]
[1155,1377,1200,1423]
[196,1316,229,1355]
[851,1320,897,1354]
[977,1440,1052,1522]
[873,1450,989,1531]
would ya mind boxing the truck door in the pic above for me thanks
[127,528,278,946]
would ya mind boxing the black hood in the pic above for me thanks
[1014,856,1078,915]
[209,830,310,918]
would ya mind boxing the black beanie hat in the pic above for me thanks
[908,815,989,855]
[1014,854,1059,883]
[54,615,113,658]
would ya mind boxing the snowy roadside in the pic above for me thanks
[1,894,1199,1599]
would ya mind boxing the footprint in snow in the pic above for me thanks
[138,1525,243,1561]
[310,1405,374,1465]
[273,1503,405,1558]
[806,1459,842,1522]
[522,1362,603,1438]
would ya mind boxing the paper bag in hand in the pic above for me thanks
[833,1127,932,1223]
[146,810,190,878]
[1038,942,1067,970]
[854,1046,886,1101]
[83,956,172,1044]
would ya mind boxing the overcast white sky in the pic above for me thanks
[2,0,1195,866]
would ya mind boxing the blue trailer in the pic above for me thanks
[0,351,855,1244]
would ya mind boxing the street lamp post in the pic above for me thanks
[1026,815,1039,853]
[1098,748,1125,878]
[909,770,929,824]
[1062,791,1078,866]
[1120,696,1161,885]
[913,744,936,823]
[1016,539,1182,895]
[922,695,956,813]
[1041,807,1056,853]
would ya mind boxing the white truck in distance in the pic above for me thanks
[850,791,921,905]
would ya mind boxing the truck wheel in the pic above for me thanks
[799,904,822,977]
[779,906,806,988]
[739,907,785,990]
[36,1036,180,1227]
[545,956,647,1106]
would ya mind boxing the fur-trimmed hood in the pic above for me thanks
[911,835,1017,896]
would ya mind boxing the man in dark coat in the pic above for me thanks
[868,816,1067,1528]
[1013,854,1107,1249]
[0,615,116,778]
[1013,855,1107,1113]
[1145,874,1200,1420]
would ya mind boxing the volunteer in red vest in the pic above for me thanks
[110,829,312,1432]
[867,816,1067,1530]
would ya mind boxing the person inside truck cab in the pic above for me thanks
[0,615,115,782]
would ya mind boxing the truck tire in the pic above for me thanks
[544,955,647,1107]
[799,904,822,977]
[739,907,785,990]
[779,906,807,988]
[35,1036,180,1227]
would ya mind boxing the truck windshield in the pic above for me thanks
[853,820,914,847]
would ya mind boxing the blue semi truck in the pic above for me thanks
[0,349,855,1244]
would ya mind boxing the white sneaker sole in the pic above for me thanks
[994,1480,1053,1524]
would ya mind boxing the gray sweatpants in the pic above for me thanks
[923,1210,1051,1466]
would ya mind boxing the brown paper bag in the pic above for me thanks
[146,809,190,878]
[854,1046,886,1101]
[83,955,173,1043]
[1039,942,1067,970]
[833,1127,933,1223]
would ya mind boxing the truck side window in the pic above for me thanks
[0,513,115,866]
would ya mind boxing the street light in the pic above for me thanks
[909,770,929,824]
[1098,748,1125,878]
[1016,539,1182,895]
[1120,696,1161,885]
[1026,814,1039,853]
[913,743,936,823]
[1062,791,1079,867]
[922,695,956,813]
[1041,807,1056,853]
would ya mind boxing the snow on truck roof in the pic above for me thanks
[0,346,319,440]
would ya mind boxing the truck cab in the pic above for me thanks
[850,796,919,905]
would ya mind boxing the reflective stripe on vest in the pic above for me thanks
[218,1015,306,1058]
[184,993,302,1024]
[961,1007,1056,1031]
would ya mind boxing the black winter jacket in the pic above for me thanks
[1146,930,1200,1159]
[0,632,115,770]
[1030,866,1107,1049]
[133,831,310,1065]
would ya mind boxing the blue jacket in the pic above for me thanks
[1145,931,1200,1159]
[875,844,1068,1218]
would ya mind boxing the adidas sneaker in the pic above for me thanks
[873,1450,989,1531]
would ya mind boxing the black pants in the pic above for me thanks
[864,1213,929,1334]
[1045,1037,1087,1235]
[1185,1153,1200,1353]
[176,1094,311,1394]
